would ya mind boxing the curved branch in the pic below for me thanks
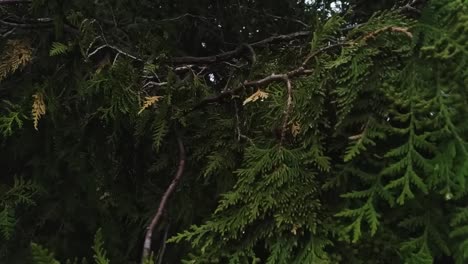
[141,135,186,262]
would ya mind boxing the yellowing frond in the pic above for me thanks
[138,96,163,115]
[32,93,46,130]
[291,122,301,137]
[0,40,32,81]
[243,89,269,105]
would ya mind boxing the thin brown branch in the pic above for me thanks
[240,6,310,28]
[191,23,414,110]
[192,69,307,110]
[361,26,413,42]
[191,41,344,110]
[0,28,15,38]
[0,0,30,4]
[280,78,293,145]
[87,44,144,62]
[172,31,311,65]
[262,12,310,28]
[170,0,424,67]
[141,135,186,263]
[143,81,168,88]
[399,0,428,17]
[0,18,79,34]
[302,42,348,67]
[250,31,311,46]
[0,19,52,28]
[156,224,170,264]
[171,44,248,64]
[155,13,214,24]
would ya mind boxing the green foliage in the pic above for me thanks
[0,177,40,242]
[31,243,60,264]
[170,146,323,262]
[49,42,70,56]
[0,0,467,263]
[451,208,468,264]
[336,172,390,242]
[31,229,112,264]
[92,229,110,264]
[380,64,435,205]
[344,119,386,162]
[0,207,15,240]
[0,101,25,137]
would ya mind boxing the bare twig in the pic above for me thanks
[156,224,170,264]
[399,0,428,16]
[302,42,348,67]
[223,61,249,69]
[250,31,311,46]
[241,6,310,28]
[0,18,79,34]
[141,135,186,262]
[171,44,249,64]
[112,53,120,66]
[0,28,15,38]
[0,0,31,4]
[155,13,214,24]
[143,81,168,88]
[87,44,144,62]
[0,19,52,28]
[173,65,195,72]
[172,31,311,65]
[262,12,310,28]
[234,99,242,141]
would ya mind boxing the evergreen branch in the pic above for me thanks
[192,43,346,110]
[141,135,186,263]
[92,229,110,264]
